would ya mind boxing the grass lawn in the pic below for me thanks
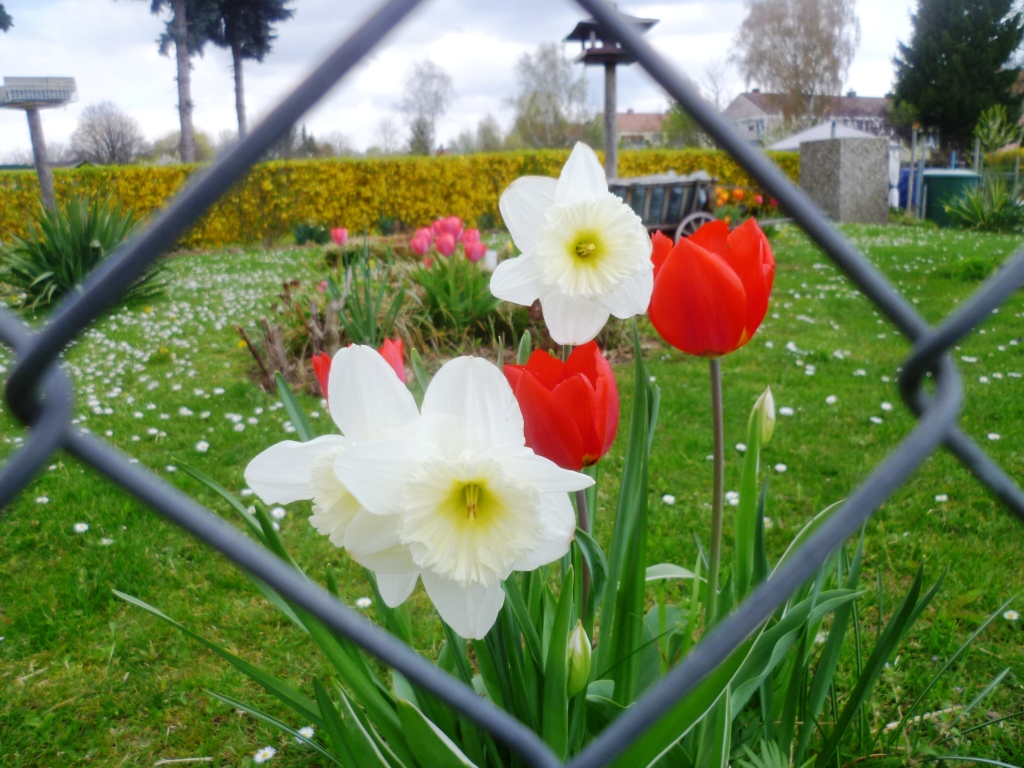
[1,223,1023,765]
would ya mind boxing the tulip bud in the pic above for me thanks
[330,227,348,247]
[566,620,591,697]
[752,386,775,446]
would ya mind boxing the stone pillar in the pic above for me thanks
[26,107,55,212]
[604,63,617,179]
[800,138,888,224]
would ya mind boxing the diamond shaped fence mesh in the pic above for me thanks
[2,1,1023,765]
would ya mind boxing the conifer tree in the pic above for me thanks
[893,0,1024,148]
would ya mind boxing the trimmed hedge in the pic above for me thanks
[0,149,798,249]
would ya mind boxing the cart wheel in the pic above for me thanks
[674,211,716,240]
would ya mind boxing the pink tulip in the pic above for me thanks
[423,256,434,268]
[465,241,487,262]
[442,216,463,238]
[410,234,431,256]
[436,233,456,257]
[432,219,446,236]
[460,228,480,244]
[331,227,348,247]
[415,227,434,243]
[317,280,328,293]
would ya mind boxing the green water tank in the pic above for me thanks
[921,169,981,227]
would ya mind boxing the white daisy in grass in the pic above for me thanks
[253,745,276,763]
[245,345,419,557]
[489,142,652,344]
[334,357,592,639]
[73,522,89,533]
[295,726,315,744]
[1004,610,1020,621]
[355,597,372,609]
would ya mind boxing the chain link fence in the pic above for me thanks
[2,1,1023,765]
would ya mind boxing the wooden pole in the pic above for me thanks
[25,106,55,212]
[604,63,617,179]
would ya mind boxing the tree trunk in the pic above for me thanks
[232,41,247,139]
[172,0,196,163]
[25,107,55,211]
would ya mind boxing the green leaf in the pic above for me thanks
[645,563,696,582]
[542,566,575,759]
[501,577,544,670]
[114,590,320,726]
[275,371,316,442]
[774,500,845,573]
[313,676,360,765]
[410,348,429,401]
[575,527,610,606]
[517,330,532,365]
[173,460,265,542]
[205,689,341,766]
[695,689,731,768]
[336,683,393,768]
[397,699,478,768]
[734,403,762,600]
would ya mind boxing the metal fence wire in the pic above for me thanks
[2,1,1024,765]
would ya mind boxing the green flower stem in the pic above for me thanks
[575,488,591,614]
[705,357,725,629]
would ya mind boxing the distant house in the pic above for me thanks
[618,110,665,147]
[724,90,891,143]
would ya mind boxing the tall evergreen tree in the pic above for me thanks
[148,0,220,162]
[0,4,13,32]
[893,0,1024,149]
[207,0,295,138]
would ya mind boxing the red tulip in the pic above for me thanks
[331,227,348,247]
[410,234,431,256]
[465,241,487,262]
[503,342,619,471]
[312,352,331,398]
[378,338,406,382]
[649,219,774,358]
[436,233,456,257]
[754,194,763,205]
[442,216,463,238]
[769,197,779,208]
[460,228,480,244]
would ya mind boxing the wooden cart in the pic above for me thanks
[608,170,717,240]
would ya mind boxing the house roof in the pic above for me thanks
[726,92,890,119]
[767,121,883,150]
[618,112,664,133]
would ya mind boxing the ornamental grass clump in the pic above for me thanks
[1,197,165,310]
[116,145,1006,767]
[945,177,1024,233]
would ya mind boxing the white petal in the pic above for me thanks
[489,255,546,306]
[513,492,576,572]
[421,571,505,640]
[375,571,420,607]
[491,446,594,493]
[327,345,419,442]
[499,175,557,253]
[555,142,608,206]
[539,291,611,345]
[334,437,424,516]
[244,435,349,504]
[421,357,525,451]
[345,510,418,573]
[601,265,654,319]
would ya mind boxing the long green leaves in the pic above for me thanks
[543,566,575,758]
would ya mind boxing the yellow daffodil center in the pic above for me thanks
[401,454,542,587]
[568,230,604,264]
[574,240,597,258]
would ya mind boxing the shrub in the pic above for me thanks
[1,197,164,310]
[411,252,500,340]
[293,221,330,245]
[945,177,1024,232]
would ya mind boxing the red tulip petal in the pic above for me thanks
[649,238,747,357]
[503,364,525,392]
[515,370,585,471]
[651,230,673,277]
[312,352,331,398]
[563,342,619,459]
[552,374,601,466]
[523,349,564,390]
[723,218,774,346]
[377,339,406,382]
[687,219,730,258]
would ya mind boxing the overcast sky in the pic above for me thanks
[0,0,915,157]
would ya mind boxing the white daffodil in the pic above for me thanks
[490,141,653,345]
[244,345,421,604]
[334,356,593,639]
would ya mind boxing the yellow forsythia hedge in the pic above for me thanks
[0,149,798,249]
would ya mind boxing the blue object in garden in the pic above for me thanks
[898,167,921,210]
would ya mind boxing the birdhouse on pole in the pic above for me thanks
[565,9,657,179]
[0,77,78,211]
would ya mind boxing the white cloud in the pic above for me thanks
[0,0,915,155]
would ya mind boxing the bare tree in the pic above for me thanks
[732,0,860,120]
[508,43,589,149]
[320,131,357,157]
[700,59,735,111]
[398,60,455,155]
[70,102,147,165]
[374,116,402,155]
[476,114,503,152]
